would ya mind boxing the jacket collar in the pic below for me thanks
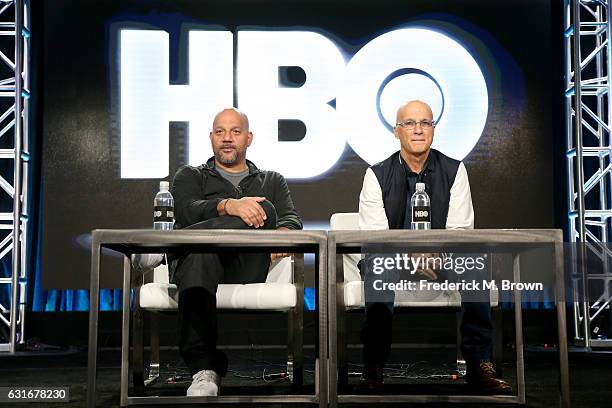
[204,156,261,175]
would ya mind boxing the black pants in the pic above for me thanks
[171,201,277,377]
[360,253,493,366]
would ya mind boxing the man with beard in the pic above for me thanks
[133,108,302,396]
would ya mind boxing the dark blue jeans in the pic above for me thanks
[360,252,493,366]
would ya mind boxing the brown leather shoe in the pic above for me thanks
[354,364,384,393]
[465,361,512,395]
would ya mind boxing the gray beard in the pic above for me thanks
[215,150,239,166]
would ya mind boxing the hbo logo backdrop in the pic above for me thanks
[119,27,488,179]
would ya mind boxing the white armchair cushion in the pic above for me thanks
[330,213,363,282]
[343,280,461,309]
[341,253,362,283]
[342,281,498,309]
[218,283,297,310]
[265,256,293,283]
[330,212,360,230]
[140,282,178,310]
[139,282,297,311]
[139,255,296,311]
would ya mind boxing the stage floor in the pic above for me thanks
[0,346,610,407]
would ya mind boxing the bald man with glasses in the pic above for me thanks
[356,100,511,395]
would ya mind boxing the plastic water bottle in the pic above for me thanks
[411,182,431,230]
[153,181,174,230]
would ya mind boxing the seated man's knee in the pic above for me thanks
[367,302,394,322]
[259,200,277,229]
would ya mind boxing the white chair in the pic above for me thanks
[329,213,502,389]
[130,254,304,392]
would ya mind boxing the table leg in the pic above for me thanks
[327,237,337,408]
[513,254,526,403]
[87,237,101,408]
[556,242,571,408]
[318,245,329,408]
[120,257,132,406]
[557,301,571,407]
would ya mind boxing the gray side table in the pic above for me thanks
[327,229,569,407]
[86,229,328,407]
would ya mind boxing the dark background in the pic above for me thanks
[36,0,563,289]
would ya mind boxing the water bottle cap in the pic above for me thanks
[416,182,425,192]
[160,181,170,191]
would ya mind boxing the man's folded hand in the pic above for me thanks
[225,196,267,227]
[414,252,439,280]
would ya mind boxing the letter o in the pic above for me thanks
[337,28,488,165]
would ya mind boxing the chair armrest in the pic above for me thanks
[152,264,170,284]
[265,256,293,283]
[343,254,362,282]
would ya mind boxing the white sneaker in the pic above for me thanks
[130,253,164,272]
[186,369,221,396]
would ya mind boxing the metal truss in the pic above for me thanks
[0,0,29,353]
[565,0,612,348]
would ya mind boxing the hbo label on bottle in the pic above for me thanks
[412,206,430,223]
[154,206,174,223]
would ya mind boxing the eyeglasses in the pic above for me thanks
[395,119,435,129]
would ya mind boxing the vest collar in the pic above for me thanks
[397,150,436,175]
